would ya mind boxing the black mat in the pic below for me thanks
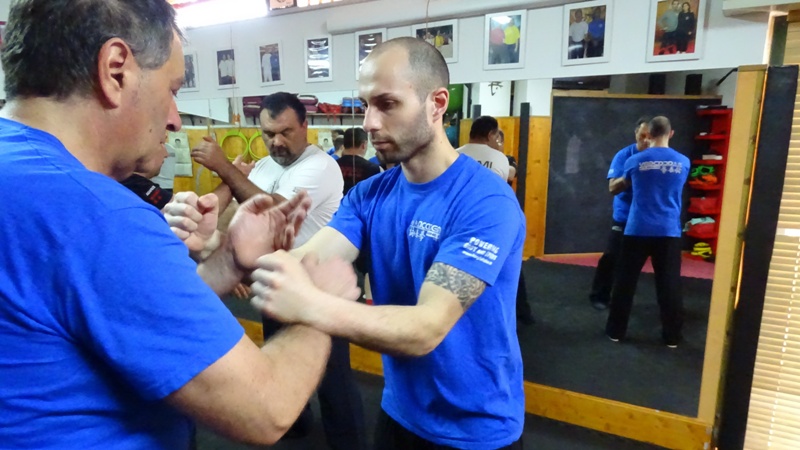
[518,259,712,416]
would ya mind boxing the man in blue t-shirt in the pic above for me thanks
[0,2,358,448]
[605,116,690,348]
[587,6,606,58]
[589,117,650,310]
[170,37,526,450]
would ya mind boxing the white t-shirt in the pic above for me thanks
[569,21,589,43]
[249,145,344,246]
[457,143,510,181]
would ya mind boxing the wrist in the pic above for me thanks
[222,235,250,277]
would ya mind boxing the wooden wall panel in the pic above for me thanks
[524,117,552,258]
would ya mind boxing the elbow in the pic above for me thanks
[238,419,292,446]
[404,328,449,357]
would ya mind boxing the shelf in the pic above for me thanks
[688,206,721,215]
[686,228,717,239]
[692,159,725,165]
[689,184,722,191]
[696,108,733,117]
[695,134,728,141]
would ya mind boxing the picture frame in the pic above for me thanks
[305,35,333,83]
[646,0,706,62]
[215,48,237,89]
[562,0,612,66]
[484,11,526,70]
[181,51,199,92]
[355,28,386,80]
[411,19,458,64]
[256,42,283,87]
[268,0,296,11]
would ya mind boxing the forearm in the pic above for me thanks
[256,324,331,429]
[306,293,446,357]
[197,237,246,295]
[216,163,267,205]
[609,177,628,195]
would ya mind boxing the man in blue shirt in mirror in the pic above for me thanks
[605,116,690,348]
[589,117,651,310]
[171,37,527,450]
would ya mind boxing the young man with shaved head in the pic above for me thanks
[171,36,526,449]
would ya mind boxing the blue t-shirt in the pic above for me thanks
[607,143,639,223]
[368,155,380,165]
[0,118,244,449]
[588,18,605,39]
[623,146,690,237]
[329,155,525,449]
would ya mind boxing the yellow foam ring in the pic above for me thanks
[219,130,248,161]
[248,131,268,161]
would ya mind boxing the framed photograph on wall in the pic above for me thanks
[562,0,612,66]
[181,51,199,92]
[215,48,237,89]
[484,11,526,70]
[646,0,706,62]
[411,19,458,64]
[257,42,283,86]
[355,28,386,80]
[268,0,296,11]
[305,35,333,83]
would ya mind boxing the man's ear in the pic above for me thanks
[430,87,449,123]
[96,38,136,109]
[669,130,675,139]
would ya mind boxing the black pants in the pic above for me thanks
[605,236,683,345]
[262,318,367,450]
[675,32,690,52]
[589,221,625,306]
[373,409,523,450]
[660,31,676,53]
[515,267,533,321]
[587,39,604,58]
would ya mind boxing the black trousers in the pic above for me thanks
[373,409,523,450]
[516,268,533,320]
[605,236,684,345]
[262,318,367,450]
[589,221,625,306]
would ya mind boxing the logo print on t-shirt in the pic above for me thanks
[462,237,500,266]
[638,161,683,174]
[408,220,441,241]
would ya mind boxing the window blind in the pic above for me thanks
[743,17,800,450]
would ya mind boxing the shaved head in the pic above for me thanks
[366,37,450,99]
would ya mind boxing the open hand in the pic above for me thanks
[227,192,311,270]
[191,136,230,172]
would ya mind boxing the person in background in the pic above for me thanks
[675,2,697,54]
[503,19,521,64]
[457,115,509,180]
[331,136,345,160]
[606,116,689,348]
[589,117,651,311]
[337,127,381,196]
[0,0,357,448]
[327,128,345,156]
[658,0,681,54]
[189,92,364,450]
[587,6,606,58]
[568,9,589,59]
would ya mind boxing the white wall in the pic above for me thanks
[176,0,769,105]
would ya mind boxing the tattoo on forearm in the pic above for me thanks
[425,262,486,311]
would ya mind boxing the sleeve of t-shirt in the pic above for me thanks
[623,155,638,181]
[274,156,343,210]
[328,184,367,251]
[433,193,523,287]
[608,150,627,180]
[57,207,244,401]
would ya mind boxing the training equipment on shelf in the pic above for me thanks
[692,242,713,259]
[689,196,719,214]
[298,95,319,113]
[341,97,364,114]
